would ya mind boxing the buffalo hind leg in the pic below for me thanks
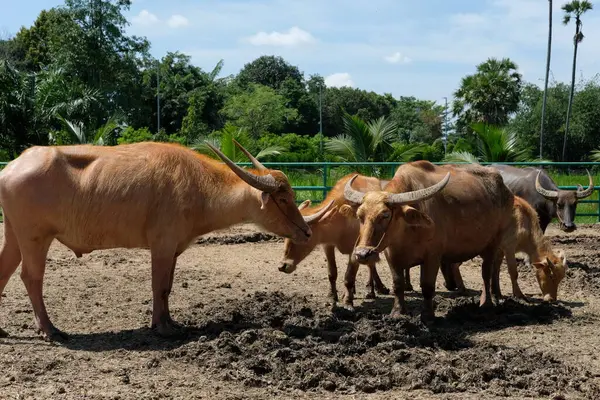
[19,236,67,341]
[420,257,441,321]
[403,266,413,292]
[324,245,338,302]
[150,249,182,337]
[0,218,23,337]
[479,249,500,309]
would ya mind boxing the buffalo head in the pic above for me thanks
[339,173,450,264]
[206,139,313,243]
[279,200,337,273]
[535,170,594,232]
[533,249,567,302]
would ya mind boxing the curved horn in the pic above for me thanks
[386,172,451,205]
[205,141,279,193]
[576,169,594,199]
[343,175,366,205]
[303,200,335,224]
[232,138,267,171]
[535,170,558,199]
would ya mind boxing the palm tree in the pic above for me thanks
[325,113,398,162]
[452,58,522,135]
[591,148,600,162]
[54,113,127,145]
[561,0,593,161]
[539,0,553,159]
[443,123,531,163]
[193,123,285,163]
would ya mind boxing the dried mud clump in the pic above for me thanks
[170,291,600,397]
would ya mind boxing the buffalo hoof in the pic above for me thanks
[0,327,9,338]
[389,308,407,319]
[404,284,414,292]
[365,292,376,300]
[342,303,355,312]
[328,292,339,303]
[376,285,391,295]
[152,320,186,338]
[41,326,69,343]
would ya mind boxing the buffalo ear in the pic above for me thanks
[402,206,433,228]
[260,192,270,210]
[339,204,356,218]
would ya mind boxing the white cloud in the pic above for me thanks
[325,73,354,88]
[131,10,159,26]
[384,51,412,64]
[167,15,189,29]
[246,26,316,46]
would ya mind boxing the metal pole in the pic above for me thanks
[540,0,552,160]
[319,83,323,157]
[443,97,449,154]
[157,61,161,133]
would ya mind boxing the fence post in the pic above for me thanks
[597,188,600,223]
[322,163,328,201]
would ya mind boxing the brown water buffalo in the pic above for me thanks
[491,165,594,233]
[481,195,567,302]
[279,174,392,302]
[0,140,312,341]
[340,161,515,320]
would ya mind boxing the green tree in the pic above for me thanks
[325,113,397,162]
[221,83,298,138]
[452,57,522,135]
[193,124,285,162]
[236,55,303,90]
[444,123,531,163]
[561,0,594,160]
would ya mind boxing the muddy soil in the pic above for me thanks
[0,223,599,399]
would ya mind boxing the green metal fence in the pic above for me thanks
[1,161,598,222]
[230,161,600,223]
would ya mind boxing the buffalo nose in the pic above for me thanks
[354,247,375,262]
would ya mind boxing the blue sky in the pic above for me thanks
[2,0,599,106]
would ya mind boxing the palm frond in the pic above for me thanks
[255,145,286,160]
[443,151,480,164]
[325,134,359,162]
[591,149,600,162]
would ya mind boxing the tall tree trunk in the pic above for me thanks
[562,19,580,161]
[540,0,552,159]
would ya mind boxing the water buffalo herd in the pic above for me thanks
[0,140,595,341]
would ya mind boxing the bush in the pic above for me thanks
[257,133,333,162]
[117,127,153,144]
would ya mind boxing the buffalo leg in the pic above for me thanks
[440,262,457,291]
[490,252,505,302]
[365,264,376,299]
[479,250,499,308]
[19,236,67,341]
[342,259,360,310]
[150,248,181,337]
[505,252,526,300]
[403,267,413,292]
[387,250,408,318]
[324,245,338,302]
[0,218,23,337]
[420,258,441,321]
[370,264,390,295]
[450,263,466,293]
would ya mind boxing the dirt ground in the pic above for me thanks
[1,222,600,400]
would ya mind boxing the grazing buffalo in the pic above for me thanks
[279,174,391,301]
[340,161,515,320]
[491,165,594,233]
[0,140,312,340]
[448,195,568,302]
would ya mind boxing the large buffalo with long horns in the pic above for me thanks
[0,139,313,341]
[491,165,594,233]
[338,161,515,320]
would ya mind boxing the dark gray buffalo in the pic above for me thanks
[491,164,594,233]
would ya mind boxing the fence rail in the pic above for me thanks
[1,161,599,222]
